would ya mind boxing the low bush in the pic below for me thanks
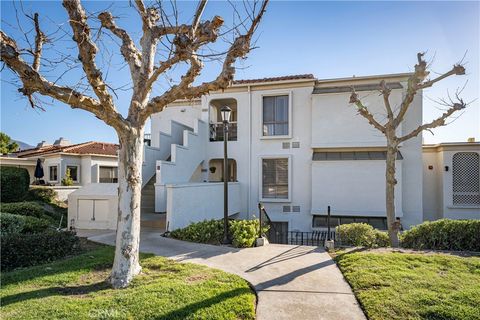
[26,187,58,204]
[170,218,267,248]
[374,229,390,247]
[0,212,52,234]
[230,219,268,248]
[336,223,390,248]
[170,219,223,245]
[0,167,30,202]
[401,219,480,251]
[1,230,80,271]
[0,201,52,220]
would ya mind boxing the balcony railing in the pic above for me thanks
[209,122,237,141]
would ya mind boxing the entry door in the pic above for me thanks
[267,222,289,244]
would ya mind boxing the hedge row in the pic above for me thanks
[0,212,52,234]
[336,223,390,248]
[1,231,80,271]
[0,201,59,221]
[169,219,269,248]
[401,219,480,251]
[0,167,30,202]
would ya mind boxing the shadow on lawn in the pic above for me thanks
[2,281,111,307]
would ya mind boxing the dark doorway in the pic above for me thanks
[267,221,288,244]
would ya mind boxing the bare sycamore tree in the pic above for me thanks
[1,0,268,288]
[349,53,467,247]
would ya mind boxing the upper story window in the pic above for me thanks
[49,166,58,181]
[263,95,289,136]
[262,158,289,200]
[452,152,480,206]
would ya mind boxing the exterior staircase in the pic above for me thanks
[141,177,166,229]
[155,119,208,212]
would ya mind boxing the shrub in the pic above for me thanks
[61,169,74,186]
[373,229,391,247]
[1,230,80,271]
[0,166,30,202]
[0,201,51,220]
[170,218,268,248]
[229,219,261,248]
[0,212,52,234]
[26,187,58,204]
[401,219,480,251]
[336,223,390,247]
[170,219,223,245]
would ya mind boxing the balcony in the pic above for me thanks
[209,122,237,141]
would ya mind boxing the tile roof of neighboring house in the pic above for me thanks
[232,74,315,84]
[15,141,118,158]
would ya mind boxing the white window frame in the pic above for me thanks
[260,91,293,140]
[259,155,292,202]
[48,165,59,182]
[66,165,80,183]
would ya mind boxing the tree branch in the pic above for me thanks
[62,0,116,112]
[98,11,142,80]
[398,100,466,142]
[1,30,127,132]
[394,52,465,127]
[32,13,45,72]
[140,0,269,122]
[349,89,386,134]
[380,80,394,122]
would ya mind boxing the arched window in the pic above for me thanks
[452,152,480,206]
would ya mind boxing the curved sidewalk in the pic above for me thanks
[85,229,366,320]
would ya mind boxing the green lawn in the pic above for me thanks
[1,245,255,320]
[336,250,480,320]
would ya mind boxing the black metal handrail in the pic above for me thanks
[210,122,238,141]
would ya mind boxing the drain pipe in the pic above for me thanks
[248,85,252,219]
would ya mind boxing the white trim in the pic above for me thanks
[258,155,292,203]
[260,91,293,140]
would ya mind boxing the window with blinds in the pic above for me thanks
[99,166,118,183]
[262,95,289,136]
[452,152,480,206]
[262,158,288,199]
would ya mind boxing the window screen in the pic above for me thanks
[99,166,118,183]
[452,152,480,206]
[263,95,289,136]
[262,158,288,199]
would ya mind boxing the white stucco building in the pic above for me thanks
[66,73,480,233]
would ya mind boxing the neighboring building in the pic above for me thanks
[5,138,119,186]
[68,73,479,232]
[423,142,480,221]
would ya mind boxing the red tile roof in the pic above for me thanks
[15,142,118,158]
[232,74,315,84]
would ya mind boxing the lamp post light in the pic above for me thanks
[220,106,232,244]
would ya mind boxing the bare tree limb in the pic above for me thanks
[349,89,386,133]
[398,100,466,142]
[191,0,208,35]
[380,80,394,122]
[140,0,269,122]
[98,11,142,80]
[394,52,465,127]
[62,0,116,112]
[0,31,127,131]
[32,13,45,72]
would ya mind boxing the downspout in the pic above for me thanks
[248,85,252,219]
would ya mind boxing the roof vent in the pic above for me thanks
[36,141,51,148]
[53,137,71,146]
[467,137,475,143]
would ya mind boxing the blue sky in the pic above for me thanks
[1,1,478,146]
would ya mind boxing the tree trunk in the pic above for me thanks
[110,128,144,288]
[385,142,400,247]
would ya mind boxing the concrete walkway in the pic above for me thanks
[82,229,366,320]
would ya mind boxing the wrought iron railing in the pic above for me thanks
[209,122,237,141]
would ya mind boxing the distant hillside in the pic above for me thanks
[13,140,34,151]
